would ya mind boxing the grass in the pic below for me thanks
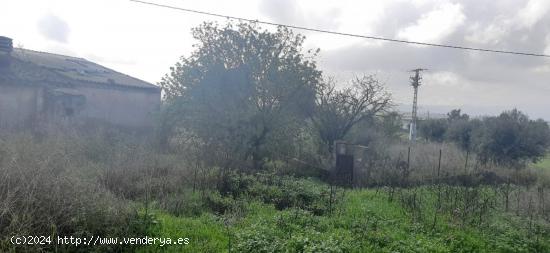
[533,154,550,170]
[137,211,227,253]
[136,185,550,252]
[2,133,549,252]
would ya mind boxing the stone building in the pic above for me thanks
[0,36,160,130]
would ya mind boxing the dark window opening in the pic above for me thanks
[64,107,74,117]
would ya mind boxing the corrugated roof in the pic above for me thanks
[0,48,159,90]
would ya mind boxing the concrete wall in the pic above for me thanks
[0,84,160,130]
[73,86,160,128]
[0,85,43,129]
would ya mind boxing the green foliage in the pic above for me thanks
[204,191,240,215]
[137,212,227,253]
[421,108,550,167]
[447,109,470,122]
[234,223,353,253]
[419,118,448,142]
[532,155,550,170]
[218,172,333,215]
[444,109,474,152]
[475,109,550,166]
[3,120,550,253]
[137,179,550,253]
[232,223,280,252]
[233,208,356,253]
[445,118,480,151]
[160,22,322,167]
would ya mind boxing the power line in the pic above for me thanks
[129,0,550,58]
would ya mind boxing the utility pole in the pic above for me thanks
[409,68,426,142]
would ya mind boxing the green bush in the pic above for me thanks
[204,191,238,214]
[211,171,333,215]
[233,209,355,253]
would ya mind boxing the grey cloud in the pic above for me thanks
[370,1,426,38]
[259,0,301,24]
[259,0,340,30]
[314,0,550,119]
[37,14,70,43]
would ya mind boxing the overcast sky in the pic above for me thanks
[1,0,550,119]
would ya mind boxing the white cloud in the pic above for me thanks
[262,0,389,50]
[397,2,465,43]
[543,34,550,56]
[465,22,508,45]
[37,14,70,43]
[516,0,550,29]
[532,65,550,73]
[424,71,465,88]
[466,0,550,46]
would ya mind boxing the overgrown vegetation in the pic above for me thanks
[2,21,550,252]
[1,131,549,252]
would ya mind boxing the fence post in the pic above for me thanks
[433,149,442,230]
[407,146,411,172]
[437,149,442,180]
[464,150,469,173]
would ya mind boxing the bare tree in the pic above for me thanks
[313,75,392,152]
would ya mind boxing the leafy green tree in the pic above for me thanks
[160,22,322,168]
[312,75,392,152]
[444,109,476,151]
[474,109,550,167]
[419,119,448,142]
[445,118,481,151]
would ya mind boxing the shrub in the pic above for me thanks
[244,174,333,215]
[204,192,238,215]
[419,119,448,142]
[233,209,354,253]
[0,134,146,252]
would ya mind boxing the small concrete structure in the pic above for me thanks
[0,36,160,130]
[333,141,368,187]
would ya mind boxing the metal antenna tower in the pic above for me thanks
[409,68,427,142]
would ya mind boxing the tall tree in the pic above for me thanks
[160,22,322,168]
[313,75,392,152]
[444,109,474,150]
[447,109,469,122]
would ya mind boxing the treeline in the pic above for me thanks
[419,109,550,167]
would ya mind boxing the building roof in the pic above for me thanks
[0,48,159,91]
[400,111,447,121]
